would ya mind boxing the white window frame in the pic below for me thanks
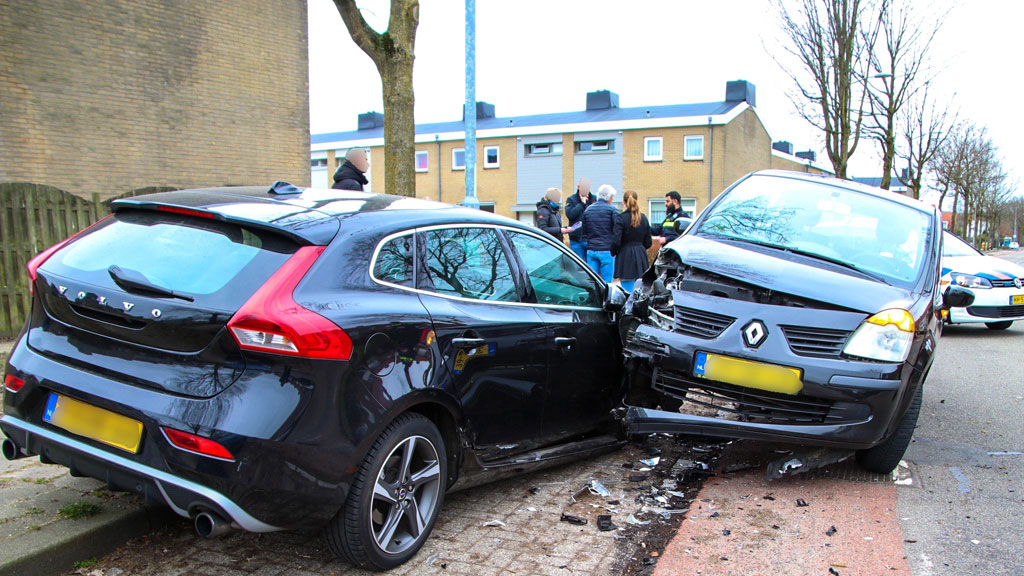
[525,143,563,157]
[452,148,466,171]
[643,137,663,162]
[483,145,500,168]
[680,198,697,218]
[415,150,429,173]
[684,135,705,161]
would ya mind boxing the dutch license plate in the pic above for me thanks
[43,393,143,453]
[693,352,803,395]
[1011,295,1024,305]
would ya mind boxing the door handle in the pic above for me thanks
[554,337,577,347]
[452,337,487,349]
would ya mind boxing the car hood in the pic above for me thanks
[666,236,917,314]
[941,255,1024,280]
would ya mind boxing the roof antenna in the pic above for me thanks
[268,181,302,195]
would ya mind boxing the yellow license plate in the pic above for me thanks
[43,393,143,453]
[1012,295,1024,305]
[694,352,803,395]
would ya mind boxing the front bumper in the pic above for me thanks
[948,287,1024,324]
[623,293,924,450]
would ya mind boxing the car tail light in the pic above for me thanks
[156,205,218,219]
[4,374,25,393]
[26,216,113,294]
[227,246,352,360]
[162,427,235,461]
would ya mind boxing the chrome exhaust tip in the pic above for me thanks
[194,511,232,538]
[2,438,26,461]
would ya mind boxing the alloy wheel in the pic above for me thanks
[369,435,442,555]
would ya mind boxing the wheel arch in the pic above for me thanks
[393,393,466,490]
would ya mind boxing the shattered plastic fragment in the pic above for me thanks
[629,474,649,482]
[722,528,731,536]
[826,525,837,537]
[709,511,720,518]
[627,513,651,525]
[483,520,506,528]
[763,494,776,501]
[796,498,809,507]
[589,479,611,498]
[560,513,587,526]
[528,487,540,495]
[647,447,662,457]
[597,515,617,532]
[829,568,840,576]
[640,457,661,467]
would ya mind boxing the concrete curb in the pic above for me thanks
[0,504,174,576]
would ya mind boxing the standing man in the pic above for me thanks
[564,177,595,260]
[581,184,618,283]
[332,148,370,190]
[654,190,685,246]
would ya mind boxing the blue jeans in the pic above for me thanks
[570,240,587,261]
[587,250,614,283]
[619,279,636,293]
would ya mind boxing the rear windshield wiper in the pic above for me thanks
[108,265,195,302]
[712,236,891,284]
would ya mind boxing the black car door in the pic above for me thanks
[415,226,549,461]
[502,229,620,441]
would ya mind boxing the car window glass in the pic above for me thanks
[506,231,602,307]
[418,228,519,302]
[942,232,981,257]
[373,233,415,287]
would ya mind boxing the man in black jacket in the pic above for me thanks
[564,177,594,260]
[332,148,370,190]
[581,184,618,282]
[653,190,685,246]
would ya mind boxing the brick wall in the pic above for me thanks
[623,126,716,218]
[0,0,310,199]
[406,137,518,217]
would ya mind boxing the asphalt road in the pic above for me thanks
[899,249,1024,576]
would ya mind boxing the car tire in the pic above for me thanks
[984,321,1013,330]
[325,413,447,571]
[856,387,922,474]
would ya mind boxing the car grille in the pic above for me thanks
[673,306,735,339]
[989,279,1019,288]
[780,326,851,357]
[654,369,840,425]
[966,305,1024,318]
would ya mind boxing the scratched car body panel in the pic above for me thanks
[621,171,970,474]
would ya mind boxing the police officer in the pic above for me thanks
[654,191,686,246]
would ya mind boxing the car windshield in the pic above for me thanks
[693,174,934,287]
[942,232,982,257]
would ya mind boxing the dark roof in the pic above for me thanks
[312,100,744,145]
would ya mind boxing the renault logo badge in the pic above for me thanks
[742,320,768,348]
[123,302,134,312]
[1015,277,1023,289]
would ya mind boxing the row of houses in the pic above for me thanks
[311,81,831,225]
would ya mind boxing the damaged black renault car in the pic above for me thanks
[622,171,973,474]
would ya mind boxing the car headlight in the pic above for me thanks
[843,309,915,362]
[951,273,992,289]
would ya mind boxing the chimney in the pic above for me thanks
[772,141,794,155]
[358,112,384,130]
[725,80,757,107]
[463,101,496,121]
[795,150,816,162]
[586,90,619,111]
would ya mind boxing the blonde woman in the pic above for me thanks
[612,190,652,292]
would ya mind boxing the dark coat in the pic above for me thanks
[534,200,564,241]
[564,191,595,242]
[331,161,368,191]
[612,210,653,280]
[652,206,684,243]
[581,200,618,252]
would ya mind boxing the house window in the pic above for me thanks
[479,202,495,213]
[415,150,429,172]
[311,158,328,168]
[643,137,663,162]
[484,146,500,168]
[649,198,698,225]
[452,148,466,170]
[684,136,704,160]
[525,143,563,156]
[576,140,614,153]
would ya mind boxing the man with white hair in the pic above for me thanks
[332,148,370,190]
[581,184,618,282]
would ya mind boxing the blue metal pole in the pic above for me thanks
[462,0,479,209]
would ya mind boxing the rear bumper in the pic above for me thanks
[0,415,278,532]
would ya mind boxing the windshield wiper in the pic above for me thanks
[108,265,195,302]
[718,237,891,284]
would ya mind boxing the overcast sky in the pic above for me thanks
[308,0,1023,199]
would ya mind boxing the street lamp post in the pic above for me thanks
[462,0,479,209]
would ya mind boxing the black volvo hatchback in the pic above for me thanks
[1,185,625,570]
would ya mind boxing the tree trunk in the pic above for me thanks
[380,56,415,196]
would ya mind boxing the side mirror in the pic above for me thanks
[942,285,974,309]
[673,217,693,234]
[604,283,628,312]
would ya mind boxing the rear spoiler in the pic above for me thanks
[110,200,332,246]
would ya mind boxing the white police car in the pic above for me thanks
[942,231,1024,330]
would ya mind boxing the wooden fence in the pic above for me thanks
[0,183,176,338]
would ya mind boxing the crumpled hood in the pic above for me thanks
[941,255,1024,280]
[666,235,917,314]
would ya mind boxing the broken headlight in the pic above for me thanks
[843,309,915,362]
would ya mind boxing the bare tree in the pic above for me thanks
[932,124,1007,241]
[865,0,943,189]
[334,0,419,196]
[898,85,954,199]
[775,0,882,179]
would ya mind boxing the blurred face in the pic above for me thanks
[578,179,591,197]
[348,149,369,172]
[665,196,679,210]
